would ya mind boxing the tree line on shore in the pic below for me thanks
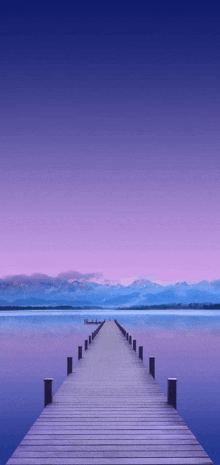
[1,303,220,310]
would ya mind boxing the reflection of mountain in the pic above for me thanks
[1,277,220,307]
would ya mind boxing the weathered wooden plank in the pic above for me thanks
[6,457,214,464]
[17,445,205,451]
[20,439,204,446]
[35,416,184,420]
[32,421,187,427]
[39,414,182,419]
[42,404,176,408]
[34,421,185,426]
[40,408,179,412]
[16,432,197,439]
[29,429,191,437]
[12,451,209,458]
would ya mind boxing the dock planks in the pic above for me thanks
[6,321,213,464]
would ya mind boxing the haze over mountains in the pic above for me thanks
[0,272,220,307]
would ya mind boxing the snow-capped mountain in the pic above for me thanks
[1,273,220,307]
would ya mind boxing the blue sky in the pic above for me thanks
[1,0,220,283]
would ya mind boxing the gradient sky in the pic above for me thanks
[1,1,220,283]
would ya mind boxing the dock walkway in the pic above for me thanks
[6,321,213,464]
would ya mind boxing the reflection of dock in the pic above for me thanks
[84,318,103,324]
[6,320,213,465]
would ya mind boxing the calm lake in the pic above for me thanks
[1,309,220,465]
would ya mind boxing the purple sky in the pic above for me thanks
[1,1,220,284]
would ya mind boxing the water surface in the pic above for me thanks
[1,309,220,465]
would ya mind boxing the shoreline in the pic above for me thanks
[1,303,220,311]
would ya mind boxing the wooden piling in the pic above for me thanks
[78,346,82,360]
[67,357,72,375]
[168,377,177,409]
[138,345,143,360]
[43,378,53,407]
[149,356,155,378]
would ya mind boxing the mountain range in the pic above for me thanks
[1,273,220,307]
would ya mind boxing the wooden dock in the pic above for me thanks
[6,321,213,464]
[84,319,103,325]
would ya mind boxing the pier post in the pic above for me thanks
[133,339,136,351]
[139,346,143,360]
[89,335,91,344]
[85,340,88,351]
[78,346,82,360]
[129,335,132,345]
[126,333,129,341]
[168,378,177,409]
[44,378,53,407]
[149,356,155,378]
[67,357,72,375]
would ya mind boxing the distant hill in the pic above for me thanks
[1,274,220,307]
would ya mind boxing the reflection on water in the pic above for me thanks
[1,309,220,465]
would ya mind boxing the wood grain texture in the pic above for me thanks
[6,321,213,465]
